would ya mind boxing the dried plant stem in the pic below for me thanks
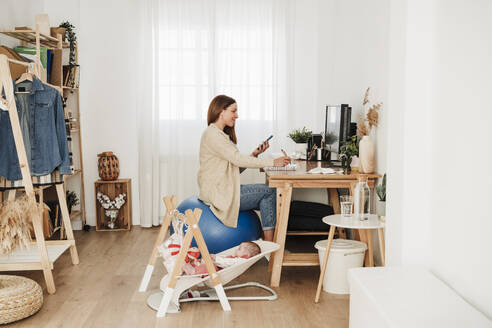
[363,87,370,105]
[367,103,382,128]
[0,195,46,255]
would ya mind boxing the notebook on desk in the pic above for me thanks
[264,163,297,171]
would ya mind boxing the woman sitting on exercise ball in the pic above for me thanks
[198,95,291,241]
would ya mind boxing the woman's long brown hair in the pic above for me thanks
[207,95,237,144]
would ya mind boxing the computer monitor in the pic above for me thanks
[324,104,352,154]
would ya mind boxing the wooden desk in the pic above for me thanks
[265,160,380,287]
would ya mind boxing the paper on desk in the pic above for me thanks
[307,167,342,174]
[289,153,306,160]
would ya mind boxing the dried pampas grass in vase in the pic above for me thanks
[357,87,382,137]
[357,88,383,174]
[0,195,45,255]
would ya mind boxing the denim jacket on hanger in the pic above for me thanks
[0,76,71,181]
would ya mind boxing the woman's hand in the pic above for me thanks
[274,156,291,167]
[252,141,270,157]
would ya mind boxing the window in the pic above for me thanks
[158,1,277,122]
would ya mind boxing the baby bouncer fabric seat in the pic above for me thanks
[147,239,280,314]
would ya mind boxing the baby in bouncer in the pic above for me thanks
[182,241,261,275]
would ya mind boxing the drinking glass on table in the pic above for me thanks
[340,195,353,217]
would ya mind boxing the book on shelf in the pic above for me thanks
[63,65,80,88]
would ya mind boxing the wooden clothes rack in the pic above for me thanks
[139,196,231,317]
[0,26,87,227]
[0,54,79,294]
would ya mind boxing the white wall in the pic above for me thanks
[287,0,390,175]
[290,0,319,133]
[46,0,142,226]
[430,0,492,318]
[0,1,43,46]
[386,0,435,267]
[317,0,390,174]
[78,0,141,226]
[386,0,492,319]
[0,0,142,226]
[280,0,391,206]
[314,0,390,264]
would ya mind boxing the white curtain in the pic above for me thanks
[138,0,293,227]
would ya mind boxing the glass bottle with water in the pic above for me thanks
[353,175,371,220]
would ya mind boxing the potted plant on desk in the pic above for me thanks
[288,127,312,157]
[340,136,359,174]
[376,173,386,221]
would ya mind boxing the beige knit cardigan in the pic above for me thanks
[197,124,274,228]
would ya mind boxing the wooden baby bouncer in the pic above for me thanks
[138,196,280,317]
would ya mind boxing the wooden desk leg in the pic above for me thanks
[268,188,283,273]
[367,230,374,267]
[377,228,385,266]
[328,188,346,239]
[315,225,336,303]
[328,188,341,213]
[270,184,292,287]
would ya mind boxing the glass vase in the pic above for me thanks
[353,175,371,220]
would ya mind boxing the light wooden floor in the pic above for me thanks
[8,227,349,328]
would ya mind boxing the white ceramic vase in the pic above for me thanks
[294,143,307,156]
[359,136,375,174]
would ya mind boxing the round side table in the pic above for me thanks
[314,214,385,303]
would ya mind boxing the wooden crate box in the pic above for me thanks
[94,179,132,231]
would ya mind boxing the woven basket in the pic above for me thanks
[97,152,120,181]
[0,275,43,324]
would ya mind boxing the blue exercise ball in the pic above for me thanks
[175,196,262,254]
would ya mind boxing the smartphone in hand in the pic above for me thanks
[257,135,274,150]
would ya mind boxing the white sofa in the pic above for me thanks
[348,267,492,328]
